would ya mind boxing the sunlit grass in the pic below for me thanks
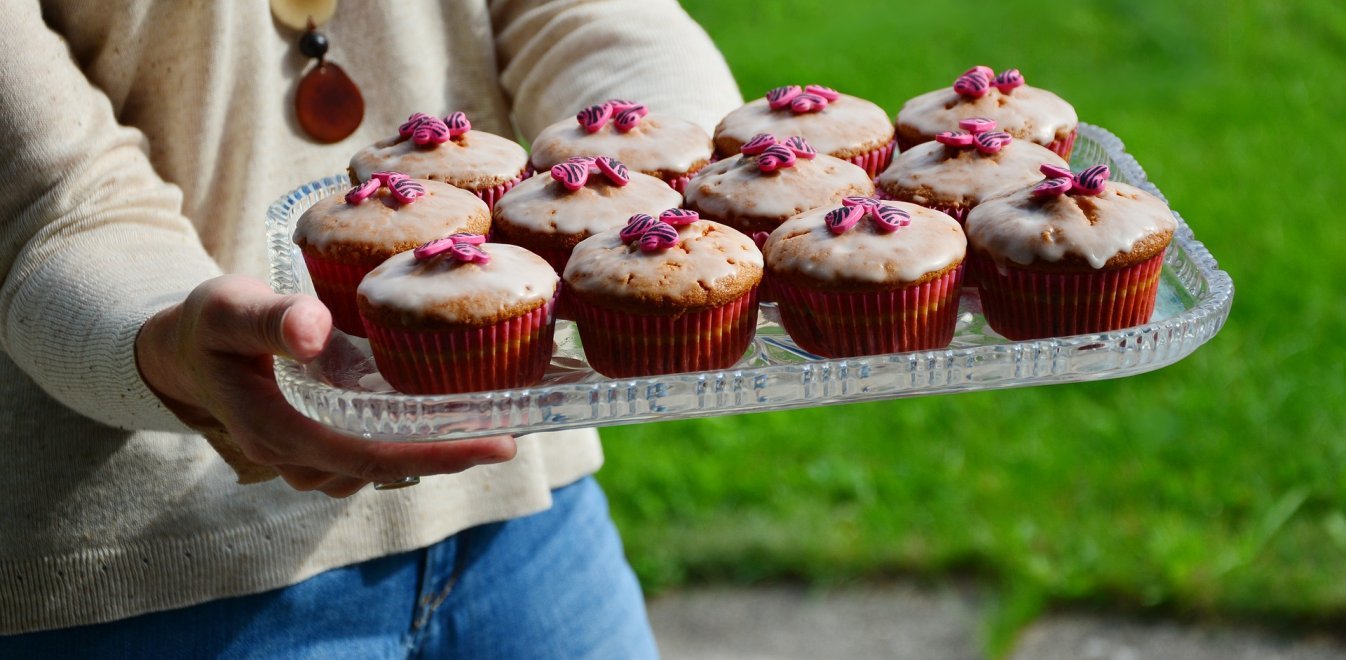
[598,0,1346,635]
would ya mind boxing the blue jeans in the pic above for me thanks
[2,477,658,659]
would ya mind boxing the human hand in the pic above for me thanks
[135,274,517,496]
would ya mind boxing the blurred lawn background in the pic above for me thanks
[595,0,1346,647]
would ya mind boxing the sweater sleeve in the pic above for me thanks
[0,4,222,432]
[490,0,743,140]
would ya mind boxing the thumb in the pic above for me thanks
[190,275,332,360]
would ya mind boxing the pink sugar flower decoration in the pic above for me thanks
[825,205,865,235]
[992,69,1025,94]
[399,113,432,137]
[804,84,840,101]
[741,133,778,156]
[551,161,591,191]
[756,144,797,172]
[595,156,630,186]
[958,117,997,133]
[1032,177,1074,198]
[766,85,803,110]
[414,233,490,264]
[345,178,380,205]
[1040,163,1074,179]
[790,92,828,113]
[444,111,471,137]
[1073,165,1111,195]
[638,222,680,252]
[613,104,649,133]
[577,103,613,133]
[620,213,658,243]
[660,208,699,226]
[871,205,912,233]
[842,196,878,208]
[935,130,975,147]
[953,71,991,98]
[783,136,817,158]
[974,131,1013,154]
[385,173,426,204]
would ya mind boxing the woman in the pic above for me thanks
[0,1,740,656]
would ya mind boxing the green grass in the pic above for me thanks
[593,0,1346,642]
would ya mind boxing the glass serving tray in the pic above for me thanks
[267,123,1234,441]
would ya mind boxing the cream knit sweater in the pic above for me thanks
[0,0,740,633]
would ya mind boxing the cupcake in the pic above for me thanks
[684,134,874,238]
[491,155,682,274]
[895,66,1078,159]
[348,111,530,209]
[876,118,1069,224]
[563,210,763,378]
[293,173,491,337]
[713,85,896,177]
[357,237,558,394]
[530,99,714,193]
[764,197,966,358]
[964,164,1176,340]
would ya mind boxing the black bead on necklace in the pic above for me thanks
[292,18,364,143]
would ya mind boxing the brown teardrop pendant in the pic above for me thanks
[295,62,364,144]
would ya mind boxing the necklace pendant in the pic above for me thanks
[295,61,364,144]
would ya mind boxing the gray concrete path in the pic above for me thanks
[647,582,1346,660]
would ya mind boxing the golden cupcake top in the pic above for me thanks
[357,239,557,330]
[877,118,1069,207]
[563,210,763,313]
[492,156,683,241]
[896,66,1077,148]
[764,197,966,291]
[293,173,490,261]
[530,100,713,178]
[964,164,1176,271]
[684,134,874,234]
[714,85,894,159]
[349,112,529,189]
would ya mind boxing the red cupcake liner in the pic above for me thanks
[362,298,557,395]
[570,290,760,378]
[895,127,1077,161]
[973,252,1164,340]
[771,266,964,358]
[1048,127,1078,161]
[849,139,897,179]
[473,168,530,211]
[301,251,381,337]
[667,172,695,194]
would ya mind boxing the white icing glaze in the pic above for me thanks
[293,180,489,252]
[530,113,713,175]
[349,131,529,187]
[563,220,763,304]
[764,201,966,285]
[357,244,558,324]
[492,169,682,238]
[964,181,1177,269]
[685,153,874,223]
[896,85,1077,146]
[876,139,1067,207]
[714,94,894,156]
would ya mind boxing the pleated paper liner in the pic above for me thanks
[300,250,383,337]
[771,265,964,358]
[474,167,530,211]
[569,289,760,378]
[1048,127,1078,161]
[973,252,1164,341]
[895,127,1076,162]
[849,139,897,179]
[362,297,557,395]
